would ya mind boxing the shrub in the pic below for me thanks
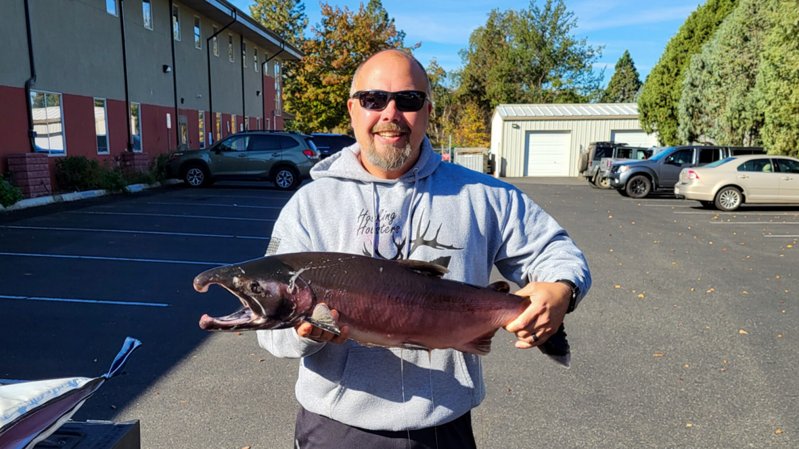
[0,175,24,207]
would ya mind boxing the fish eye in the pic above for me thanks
[249,282,262,294]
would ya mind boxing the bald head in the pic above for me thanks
[350,49,431,100]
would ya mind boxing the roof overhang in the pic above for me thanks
[495,103,640,121]
[180,0,302,61]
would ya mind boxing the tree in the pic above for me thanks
[282,1,414,132]
[638,0,737,145]
[678,0,775,146]
[426,59,456,149]
[601,50,641,103]
[457,0,603,141]
[249,0,308,48]
[755,0,799,156]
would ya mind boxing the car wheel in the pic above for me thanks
[273,166,299,190]
[596,176,611,189]
[625,175,651,198]
[714,186,742,211]
[183,164,210,187]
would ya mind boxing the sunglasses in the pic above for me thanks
[351,90,428,112]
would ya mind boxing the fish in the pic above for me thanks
[193,252,571,367]
[0,337,142,449]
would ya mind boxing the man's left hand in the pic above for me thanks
[504,281,571,349]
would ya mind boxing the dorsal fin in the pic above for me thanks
[487,281,511,293]
[396,259,449,278]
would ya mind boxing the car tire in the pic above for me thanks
[596,176,611,189]
[272,166,300,190]
[183,163,211,187]
[714,186,742,211]
[578,151,589,173]
[625,175,651,198]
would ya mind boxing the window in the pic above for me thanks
[231,115,237,134]
[30,90,65,154]
[198,111,206,148]
[776,158,799,174]
[739,159,773,173]
[254,48,258,72]
[130,102,142,152]
[698,148,719,165]
[274,62,282,116]
[242,42,247,68]
[212,26,219,56]
[94,98,109,154]
[106,0,118,16]
[228,34,234,62]
[194,17,201,49]
[214,112,221,141]
[172,5,180,41]
[142,0,152,30]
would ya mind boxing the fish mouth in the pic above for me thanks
[194,266,265,331]
[199,308,254,330]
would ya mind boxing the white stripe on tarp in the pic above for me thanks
[0,294,169,307]
[0,225,268,240]
[0,252,225,265]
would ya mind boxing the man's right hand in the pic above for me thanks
[295,308,350,344]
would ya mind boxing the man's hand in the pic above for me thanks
[505,282,571,349]
[295,307,350,344]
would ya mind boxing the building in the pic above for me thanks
[490,103,658,177]
[0,0,301,198]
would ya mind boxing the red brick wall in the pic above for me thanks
[0,86,32,174]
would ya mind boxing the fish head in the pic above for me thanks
[193,257,314,331]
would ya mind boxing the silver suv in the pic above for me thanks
[166,131,319,190]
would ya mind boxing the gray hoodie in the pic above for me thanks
[257,137,590,431]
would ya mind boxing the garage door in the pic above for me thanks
[525,131,571,176]
[611,130,658,147]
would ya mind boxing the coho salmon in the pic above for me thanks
[194,252,570,366]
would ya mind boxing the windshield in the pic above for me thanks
[704,157,735,168]
[648,147,676,162]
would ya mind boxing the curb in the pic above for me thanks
[0,179,182,212]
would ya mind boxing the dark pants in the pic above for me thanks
[294,407,477,449]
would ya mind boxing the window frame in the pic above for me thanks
[30,89,66,155]
[212,26,219,57]
[228,33,234,63]
[172,5,181,41]
[94,98,109,155]
[198,111,206,148]
[193,16,201,49]
[142,0,153,30]
[254,48,258,72]
[130,102,142,153]
[274,61,282,116]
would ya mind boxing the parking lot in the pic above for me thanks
[1,179,796,448]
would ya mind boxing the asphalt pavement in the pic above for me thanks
[0,178,796,448]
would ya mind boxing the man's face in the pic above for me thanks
[347,52,432,179]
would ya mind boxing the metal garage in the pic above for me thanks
[490,103,659,177]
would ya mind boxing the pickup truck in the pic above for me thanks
[608,145,765,198]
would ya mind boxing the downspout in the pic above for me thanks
[168,0,179,149]
[23,0,36,152]
[206,10,237,143]
[120,0,133,151]
[240,37,245,131]
[261,44,284,130]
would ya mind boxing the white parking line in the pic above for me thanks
[710,221,799,225]
[0,294,169,307]
[0,252,225,265]
[146,201,283,210]
[69,211,276,222]
[675,211,799,216]
[0,225,268,240]
[763,234,799,238]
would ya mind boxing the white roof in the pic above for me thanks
[495,103,639,120]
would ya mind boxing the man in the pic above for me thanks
[258,49,591,448]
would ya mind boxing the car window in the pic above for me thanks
[616,148,632,159]
[276,135,299,149]
[303,137,319,151]
[666,149,693,165]
[775,158,799,173]
[221,136,248,152]
[698,148,719,164]
[248,135,282,151]
[704,157,734,168]
[637,149,652,160]
[738,159,773,172]
[594,146,612,160]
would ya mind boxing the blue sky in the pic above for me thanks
[230,0,702,86]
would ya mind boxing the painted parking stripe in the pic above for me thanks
[710,221,799,225]
[674,211,799,216]
[0,294,169,307]
[69,211,276,222]
[0,225,268,240]
[0,251,225,265]
[146,201,283,210]
[763,234,799,238]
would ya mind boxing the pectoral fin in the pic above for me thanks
[457,329,498,355]
[303,303,341,336]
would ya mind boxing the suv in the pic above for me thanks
[166,131,319,190]
[608,145,765,198]
[311,133,356,159]
[579,142,651,189]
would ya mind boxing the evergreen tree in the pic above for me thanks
[638,0,737,145]
[249,0,307,48]
[755,0,799,156]
[601,50,641,103]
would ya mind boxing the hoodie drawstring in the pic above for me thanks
[406,168,420,259]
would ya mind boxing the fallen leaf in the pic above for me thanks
[775,428,783,435]
[706,288,716,294]
[614,284,622,289]
[653,352,665,358]
[738,329,749,336]
[637,293,646,299]
[686,422,694,428]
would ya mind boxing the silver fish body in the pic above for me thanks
[194,252,570,366]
